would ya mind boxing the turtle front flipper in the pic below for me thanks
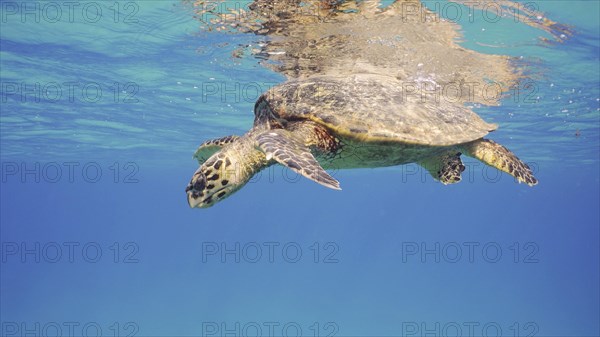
[419,152,466,184]
[257,130,341,190]
[462,138,538,186]
[193,135,240,164]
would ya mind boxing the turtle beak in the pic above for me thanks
[187,190,203,208]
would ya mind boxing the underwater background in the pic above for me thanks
[1,0,599,336]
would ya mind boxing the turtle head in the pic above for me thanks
[186,140,266,208]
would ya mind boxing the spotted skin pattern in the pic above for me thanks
[439,153,466,184]
[257,129,341,190]
[419,152,465,184]
[187,135,262,208]
[463,139,538,186]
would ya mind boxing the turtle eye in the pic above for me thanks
[186,170,211,208]
[186,169,207,195]
[193,172,207,191]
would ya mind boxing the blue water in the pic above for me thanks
[1,1,599,336]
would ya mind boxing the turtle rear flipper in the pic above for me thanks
[462,138,538,186]
[193,135,240,164]
[257,130,341,190]
[419,152,465,184]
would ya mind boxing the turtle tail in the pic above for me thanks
[462,138,538,186]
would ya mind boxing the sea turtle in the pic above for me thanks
[186,74,537,208]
